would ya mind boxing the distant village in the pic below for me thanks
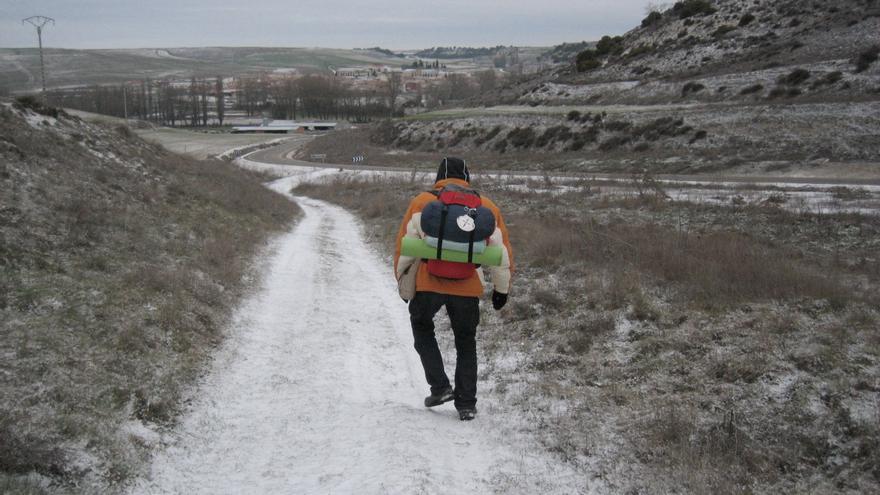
[41,47,553,129]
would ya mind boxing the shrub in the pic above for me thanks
[811,71,843,89]
[739,13,756,26]
[567,110,582,121]
[712,24,736,39]
[536,126,572,147]
[532,288,565,310]
[568,313,616,354]
[370,119,400,145]
[769,87,801,98]
[13,95,62,118]
[115,125,133,138]
[579,112,595,124]
[567,139,586,151]
[596,35,625,56]
[672,0,717,19]
[632,117,688,141]
[628,44,655,58]
[681,82,706,96]
[854,45,879,73]
[642,10,664,28]
[740,83,763,95]
[713,25,738,38]
[777,68,810,86]
[603,120,632,132]
[822,71,843,84]
[507,127,536,148]
[768,87,787,98]
[689,130,708,144]
[474,125,502,145]
[598,135,631,151]
[575,50,601,72]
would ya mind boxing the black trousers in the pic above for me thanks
[409,291,480,410]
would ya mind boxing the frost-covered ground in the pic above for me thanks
[135,128,296,160]
[131,172,591,494]
[286,162,880,494]
[0,101,300,494]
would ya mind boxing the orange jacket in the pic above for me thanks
[394,178,514,298]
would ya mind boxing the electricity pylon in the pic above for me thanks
[22,16,55,101]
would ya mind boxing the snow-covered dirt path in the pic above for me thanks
[130,177,587,494]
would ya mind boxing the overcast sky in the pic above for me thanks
[1,0,651,50]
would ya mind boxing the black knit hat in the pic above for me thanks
[435,157,470,183]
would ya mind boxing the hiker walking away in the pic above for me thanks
[394,157,513,421]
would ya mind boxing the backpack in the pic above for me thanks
[419,184,496,279]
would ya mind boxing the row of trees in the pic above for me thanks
[49,77,225,127]
[409,59,444,69]
[46,71,498,127]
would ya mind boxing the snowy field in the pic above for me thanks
[136,128,297,160]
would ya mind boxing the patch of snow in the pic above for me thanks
[21,109,59,129]
[121,419,162,445]
[216,137,293,160]
[764,373,800,402]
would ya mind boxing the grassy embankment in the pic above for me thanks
[0,99,299,493]
[294,173,880,494]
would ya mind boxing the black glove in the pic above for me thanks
[491,290,508,310]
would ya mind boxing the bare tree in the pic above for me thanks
[386,71,402,116]
[238,77,253,116]
[445,73,475,101]
[215,76,225,126]
[476,70,497,93]
[145,78,154,122]
[271,76,298,119]
[189,77,200,126]
[200,80,209,126]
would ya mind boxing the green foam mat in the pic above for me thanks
[401,236,503,266]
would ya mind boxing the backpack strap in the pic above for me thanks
[436,204,448,260]
[467,228,475,263]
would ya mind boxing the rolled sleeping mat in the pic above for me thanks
[424,236,487,254]
[420,202,496,243]
[401,236,503,266]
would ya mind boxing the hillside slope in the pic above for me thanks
[0,47,403,92]
[571,0,879,81]
[338,0,880,175]
[0,99,298,493]
[495,0,880,106]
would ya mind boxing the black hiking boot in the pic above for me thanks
[424,387,454,407]
[458,408,477,421]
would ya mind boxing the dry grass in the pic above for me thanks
[510,212,850,309]
[0,105,299,491]
[295,172,880,494]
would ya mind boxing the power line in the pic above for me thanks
[22,15,55,101]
